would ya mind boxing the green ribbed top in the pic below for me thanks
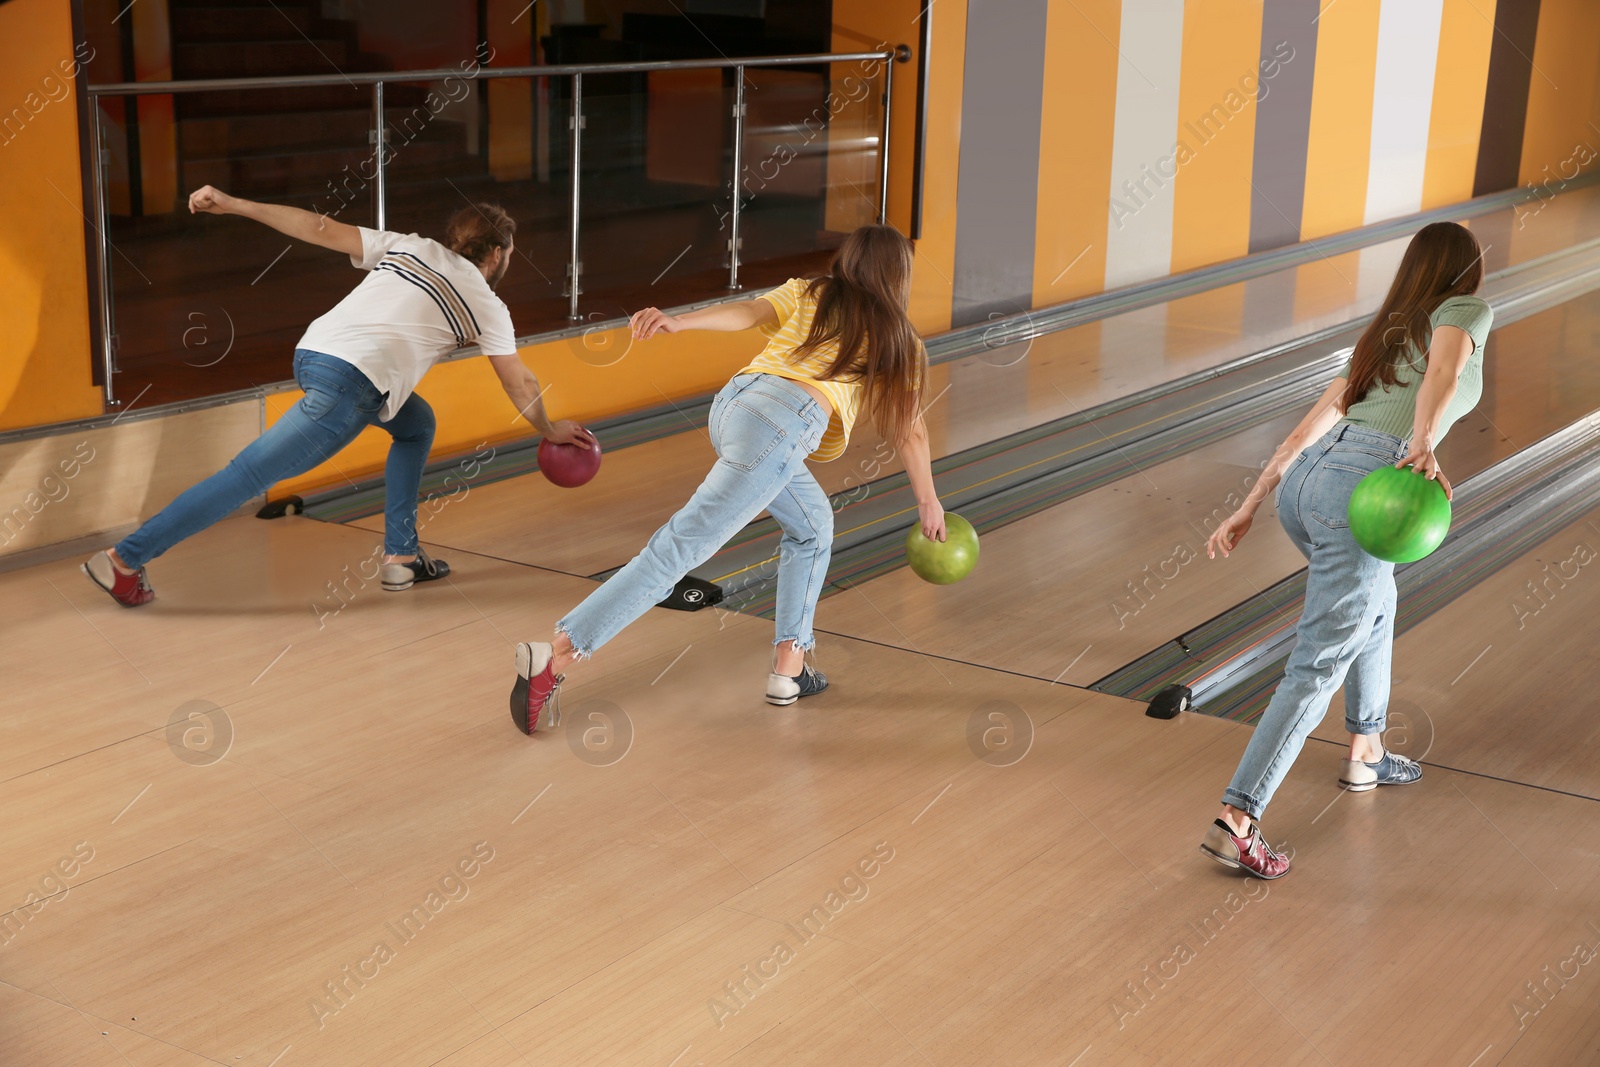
[1337,295,1493,443]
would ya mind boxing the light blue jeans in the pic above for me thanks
[1223,424,1405,819]
[116,350,435,568]
[559,373,832,656]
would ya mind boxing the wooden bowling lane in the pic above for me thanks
[1442,288,1600,476]
[815,284,1600,692]
[813,410,1311,689]
[342,194,1600,583]
[6,502,1600,1064]
[961,182,1600,459]
[342,422,723,580]
[1314,501,1600,801]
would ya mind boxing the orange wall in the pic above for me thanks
[1169,0,1264,273]
[1299,0,1381,241]
[486,0,534,182]
[1520,0,1600,187]
[1032,0,1117,306]
[0,0,103,430]
[1419,0,1496,209]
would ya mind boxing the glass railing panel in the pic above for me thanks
[376,74,573,340]
[86,51,895,409]
[562,65,736,326]
[736,61,886,291]
[99,83,377,405]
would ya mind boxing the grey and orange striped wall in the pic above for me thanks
[3,0,1598,504]
[889,0,1600,328]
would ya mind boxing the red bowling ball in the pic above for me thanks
[537,431,602,488]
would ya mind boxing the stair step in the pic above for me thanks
[180,136,478,200]
[182,108,470,158]
[180,109,374,157]
[171,6,313,40]
[174,39,352,80]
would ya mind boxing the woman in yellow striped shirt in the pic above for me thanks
[511,225,944,732]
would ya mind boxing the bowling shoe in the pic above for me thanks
[511,641,564,734]
[381,546,451,591]
[1338,750,1423,791]
[82,550,154,607]
[766,663,829,706]
[1199,819,1291,879]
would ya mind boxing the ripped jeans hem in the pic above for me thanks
[554,622,594,661]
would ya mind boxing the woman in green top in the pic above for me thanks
[1196,221,1493,879]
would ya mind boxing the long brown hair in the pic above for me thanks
[1341,221,1483,411]
[791,224,925,442]
[443,202,515,265]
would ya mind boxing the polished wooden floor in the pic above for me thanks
[5,510,1600,1066]
[352,279,1600,696]
[11,190,1600,1065]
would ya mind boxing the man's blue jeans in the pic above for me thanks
[116,350,435,568]
[1224,424,1406,819]
[559,373,833,656]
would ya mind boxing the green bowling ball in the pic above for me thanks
[1347,465,1452,563]
[906,513,980,585]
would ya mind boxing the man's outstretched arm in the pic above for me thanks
[486,354,595,448]
[188,185,364,260]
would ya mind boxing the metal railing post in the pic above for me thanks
[567,71,583,319]
[727,65,745,290]
[80,48,902,370]
[90,102,117,406]
[373,81,387,230]
[877,57,892,226]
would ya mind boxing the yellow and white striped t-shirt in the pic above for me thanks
[739,277,861,462]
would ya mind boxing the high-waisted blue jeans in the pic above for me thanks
[1224,424,1407,819]
[559,373,832,656]
[116,350,435,567]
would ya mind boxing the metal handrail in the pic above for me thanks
[83,50,896,97]
[85,47,898,405]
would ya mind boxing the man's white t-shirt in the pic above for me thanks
[297,228,518,421]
